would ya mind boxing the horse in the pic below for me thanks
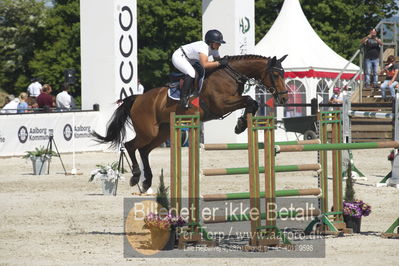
[92,54,288,192]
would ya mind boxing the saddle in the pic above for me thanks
[167,62,205,100]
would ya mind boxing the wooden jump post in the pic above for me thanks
[170,112,214,245]
[246,115,292,245]
[170,112,200,220]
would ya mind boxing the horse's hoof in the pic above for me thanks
[129,176,140,187]
[132,168,141,178]
[142,183,151,193]
[234,118,247,134]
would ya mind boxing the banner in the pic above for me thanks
[0,112,103,156]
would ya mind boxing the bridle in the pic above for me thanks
[266,66,288,97]
[223,62,288,99]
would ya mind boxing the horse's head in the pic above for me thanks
[261,55,288,105]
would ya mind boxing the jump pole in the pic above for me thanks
[203,139,321,150]
[204,209,321,224]
[201,163,321,176]
[203,188,322,201]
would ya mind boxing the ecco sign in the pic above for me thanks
[118,5,136,99]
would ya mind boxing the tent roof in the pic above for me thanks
[255,0,359,78]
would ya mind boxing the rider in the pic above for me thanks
[172,29,228,108]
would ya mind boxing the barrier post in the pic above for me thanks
[247,114,290,246]
[170,112,182,216]
[247,114,261,245]
[318,112,329,215]
[330,111,344,224]
[170,113,214,248]
[170,113,201,224]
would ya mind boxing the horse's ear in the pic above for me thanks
[279,54,288,62]
[269,56,277,66]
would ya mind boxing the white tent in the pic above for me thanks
[255,0,359,117]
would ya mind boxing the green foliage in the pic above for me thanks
[156,169,170,210]
[1,0,398,98]
[302,0,398,61]
[22,146,58,159]
[30,0,81,96]
[137,0,201,89]
[255,0,283,43]
[0,0,47,94]
[344,161,355,202]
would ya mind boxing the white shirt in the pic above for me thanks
[56,91,75,109]
[181,41,220,62]
[27,81,42,97]
[1,99,20,114]
[136,84,144,94]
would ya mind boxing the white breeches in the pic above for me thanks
[172,49,196,78]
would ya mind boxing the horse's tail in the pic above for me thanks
[91,95,136,148]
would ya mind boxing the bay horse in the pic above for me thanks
[93,55,288,192]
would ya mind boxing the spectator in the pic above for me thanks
[37,84,54,112]
[27,78,42,98]
[1,95,19,114]
[17,92,29,113]
[329,87,343,104]
[56,83,76,110]
[137,79,145,94]
[361,28,383,88]
[380,55,398,100]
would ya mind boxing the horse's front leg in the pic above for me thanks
[234,96,259,134]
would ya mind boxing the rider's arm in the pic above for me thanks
[199,53,220,69]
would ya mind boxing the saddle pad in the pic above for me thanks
[167,86,197,101]
[167,75,205,101]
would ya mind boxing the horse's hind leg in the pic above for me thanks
[138,123,170,192]
[124,138,142,186]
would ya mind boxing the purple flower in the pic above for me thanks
[143,212,187,230]
[343,200,372,217]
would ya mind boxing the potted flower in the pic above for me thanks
[343,162,372,233]
[143,170,186,250]
[89,162,124,196]
[143,212,186,250]
[23,146,58,175]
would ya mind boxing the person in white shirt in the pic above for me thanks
[1,95,20,114]
[329,87,343,104]
[27,78,42,98]
[56,83,76,110]
[137,79,144,94]
[171,29,227,108]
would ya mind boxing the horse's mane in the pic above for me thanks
[205,54,270,76]
[224,54,270,61]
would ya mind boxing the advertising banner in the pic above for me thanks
[0,112,102,157]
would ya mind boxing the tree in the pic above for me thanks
[137,0,201,89]
[302,0,399,59]
[0,0,47,94]
[255,0,399,60]
[29,0,81,97]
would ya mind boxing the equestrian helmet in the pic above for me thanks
[205,29,226,45]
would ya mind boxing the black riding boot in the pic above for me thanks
[180,76,194,109]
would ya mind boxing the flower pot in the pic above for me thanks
[344,215,362,233]
[101,179,117,196]
[150,228,175,250]
[31,156,49,175]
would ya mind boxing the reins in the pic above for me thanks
[223,62,288,98]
